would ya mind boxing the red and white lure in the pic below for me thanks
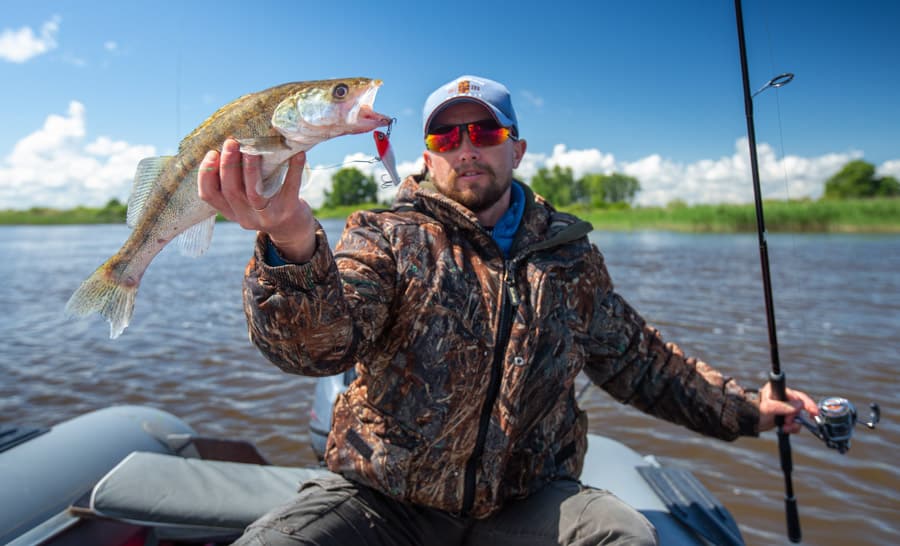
[374,119,401,187]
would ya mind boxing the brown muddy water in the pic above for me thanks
[2,221,897,545]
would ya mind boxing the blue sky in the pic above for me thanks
[2,0,898,210]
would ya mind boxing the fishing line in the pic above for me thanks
[760,0,796,205]
[309,118,400,189]
[759,0,806,343]
[308,157,399,190]
[310,119,397,172]
[174,3,186,145]
[307,157,381,172]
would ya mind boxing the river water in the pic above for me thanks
[2,221,897,545]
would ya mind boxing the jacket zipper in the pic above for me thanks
[461,259,519,515]
[407,191,592,515]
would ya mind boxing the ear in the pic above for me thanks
[512,139,527,169]
[423,151,434,171]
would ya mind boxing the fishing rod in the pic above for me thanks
[732,0,801,540]
[733,1,880,542]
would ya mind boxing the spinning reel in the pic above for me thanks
[797,397,880,454]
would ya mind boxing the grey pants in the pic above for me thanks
[231,475,657,546]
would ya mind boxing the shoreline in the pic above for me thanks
[2,198,898,233]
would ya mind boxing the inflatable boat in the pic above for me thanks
[2,380,745,545]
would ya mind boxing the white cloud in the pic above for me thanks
[0,101,156,209]
[522,139,865,207]
[878,159,900,179]
[516,144,617,188]
[546,144,617,179]
[0,16,61,63]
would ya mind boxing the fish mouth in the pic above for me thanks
[348,80,392,133]
[354,106,392,131]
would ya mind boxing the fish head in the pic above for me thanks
[273,78,392,141]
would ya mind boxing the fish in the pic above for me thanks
[66,78,392,339]
[374,128,401,187]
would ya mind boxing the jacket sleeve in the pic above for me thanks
[581,248,760,441]
[242,214,396,377]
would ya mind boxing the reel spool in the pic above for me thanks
[797,397,880,454]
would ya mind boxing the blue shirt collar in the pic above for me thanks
[488,181,525,257]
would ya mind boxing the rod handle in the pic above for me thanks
[786,495,802,542]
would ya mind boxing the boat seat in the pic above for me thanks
[70,451,334,542]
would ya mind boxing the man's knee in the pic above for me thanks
[562,487,658,546]
[231,475,360,545]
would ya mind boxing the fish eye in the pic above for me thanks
[332,83,349,100]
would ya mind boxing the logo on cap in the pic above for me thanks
[454,79,480,96]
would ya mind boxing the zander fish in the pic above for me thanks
[66,78,392,338]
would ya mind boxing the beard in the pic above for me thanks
[432,163,511,213]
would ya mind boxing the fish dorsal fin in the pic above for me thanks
[176,81,310,153]
[127,156,176,228]
[176,215,216,257]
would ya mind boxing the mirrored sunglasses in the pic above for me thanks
[425,120,517,153]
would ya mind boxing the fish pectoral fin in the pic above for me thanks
[237,136,289,155]
[176,215,216,257]
[128,156,176,228]
[257,161,289,199]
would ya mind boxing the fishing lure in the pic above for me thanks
[374,119,401,187]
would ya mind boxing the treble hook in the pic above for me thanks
[752,72,794,97]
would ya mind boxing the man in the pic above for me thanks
[199,75,817,545]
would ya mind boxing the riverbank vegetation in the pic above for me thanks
[3,160,898,232]
[563,197,900,233]
[4,196,897,233]
[0,199,129,225]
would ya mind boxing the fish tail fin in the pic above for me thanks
[65,269,136,339]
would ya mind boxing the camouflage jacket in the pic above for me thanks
[243,177,760,518]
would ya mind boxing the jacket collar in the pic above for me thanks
[394,175,591,257]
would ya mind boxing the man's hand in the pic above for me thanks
[198,138,317,263]
[757,382,819,433]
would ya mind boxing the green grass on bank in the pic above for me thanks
[3,198,899,233]
[0,203,129,225]
[564,198,900,233]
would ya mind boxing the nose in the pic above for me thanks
[455,126,480,161]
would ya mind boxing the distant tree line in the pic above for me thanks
[528,166,640,208]
[322,165,642,209]
[823,159,899,200]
